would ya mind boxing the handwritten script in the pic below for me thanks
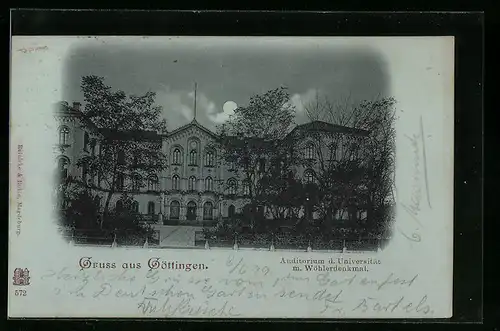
[38,255,434,318]
[398,116,432,243]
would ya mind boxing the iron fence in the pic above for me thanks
[195,230,389,251]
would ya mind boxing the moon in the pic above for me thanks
[222,101,237,114]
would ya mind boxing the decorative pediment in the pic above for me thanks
[165,121,217,144]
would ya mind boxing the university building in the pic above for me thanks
[54,100,369,226]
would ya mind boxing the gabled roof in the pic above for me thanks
[290,120,370,137]
[167,118,217,139]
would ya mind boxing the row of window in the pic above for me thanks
[115,199,216,220]
[172,148,215,166]
[113,198,365,222]
[57,155,315,191]
[304,142,360,161]
[59,127,92,152]
[59,126,360,166]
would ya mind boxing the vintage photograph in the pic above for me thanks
[10,33,456,319]
[54,38,396,251]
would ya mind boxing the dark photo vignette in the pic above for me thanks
[8,9,483,329]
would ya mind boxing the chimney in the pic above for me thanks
[73,102,81,111]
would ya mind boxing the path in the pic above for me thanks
[153,225,203,247]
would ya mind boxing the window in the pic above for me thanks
[349,143,358,161]
[57,157,69,179]
[228,157,236,170]
[189,150,198,165]
[205,176,213,192]
[132,174,142,191]
[172,148,181,164]
[148,201,155,215]
[258,158,266,173]
[91,144,96,157]
[83,132,90,151]
[188,176,197,191]
[132,201,139,213]
[116,173,124,191]
[205,151,214,167]
[329,143,338,162]
[172,175,180,190]
[59,126,70,145]
[187,201,197,221]
[117,150,126,165]
[228,205,236,218]
[305,143,315,160]
[227,179,237,195]
[148,175,159,191]
[170,201,180,219]
[203,202,214,220]
[243,180,250,196]
[304,169,315,184]
[116,200,123,212]
[133,152,139,166]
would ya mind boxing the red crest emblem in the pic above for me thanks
[13,268,30,286]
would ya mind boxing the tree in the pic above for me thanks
[299,92,396,236]
[213,87,297,228]
[55,175,101,230]
[77,75,168,226]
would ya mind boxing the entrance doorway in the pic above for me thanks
[186,201,197,221]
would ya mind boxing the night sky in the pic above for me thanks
[64,37,389,132]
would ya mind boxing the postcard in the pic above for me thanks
[9,36,454,319]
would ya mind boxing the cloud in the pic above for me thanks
[155,84,194,130]
[155,84,226,131]
[290,88,321,124]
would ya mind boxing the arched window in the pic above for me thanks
[186,201,197,221]
[132,173,142,191]
[172,175,180,190]
[258,158,266,173]
[228,205,236,218]
[305,143,315,160]
[59,126,70,145]
[131,201,139,213]
[189,150,198,165]
[204,176,213,192]
[243,180,250,196]
[205,151,214,167]
[349,142,358,161]
[304,169,315,184]
[116,173,124,191]
[132,152,139,166]
[227,179,237,195]
[172,148,181,165]
[188,176,197,191]
[148,175,159,191]
[57,157,69,179]
[170,201,180,219]
[329,143,338,162]
[83,132,90,151]
[117,150,126,165]
[148,201,155,215]
[116,200,123,212]
[203,202,214,220]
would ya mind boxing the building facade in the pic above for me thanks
[55,101,369,226]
